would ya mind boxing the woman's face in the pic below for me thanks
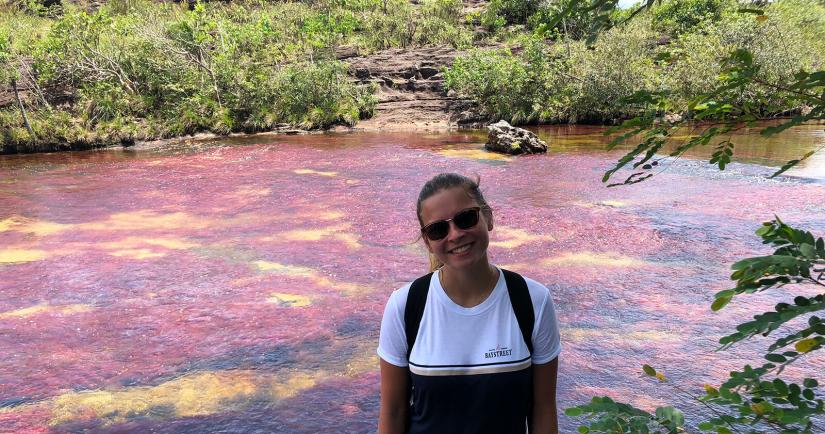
[419,187,493,271]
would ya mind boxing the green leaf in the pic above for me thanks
[765,353,786,363]
[565,407,584,417]
[655,406,685,427]
[800,243,818,259]
[803,378,818,388]
[642,364,656,376]
[712,296,732,311]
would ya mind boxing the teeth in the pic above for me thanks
[451,244,471,254]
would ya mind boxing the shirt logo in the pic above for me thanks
[484,344,512,359]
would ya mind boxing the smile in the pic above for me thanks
[449,243,473,254]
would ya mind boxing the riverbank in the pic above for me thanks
[1,0,823,154]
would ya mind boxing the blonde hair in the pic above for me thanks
[416,173,492,272]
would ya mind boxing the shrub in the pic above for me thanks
[650,0,734,36]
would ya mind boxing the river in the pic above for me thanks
[1,123,823,432]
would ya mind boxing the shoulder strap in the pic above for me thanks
[502,269,534,355]
[404,272,433,362]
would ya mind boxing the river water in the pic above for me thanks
[0,124,823,432]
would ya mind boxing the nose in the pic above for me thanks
[444,221,467,241]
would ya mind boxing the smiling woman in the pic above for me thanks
[377,173,562,434]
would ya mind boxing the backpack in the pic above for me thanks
[403,268,534,362]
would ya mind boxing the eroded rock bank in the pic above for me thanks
[339,46,486,131]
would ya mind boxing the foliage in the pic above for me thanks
[354,0,472,52]
[527,0,606,40]
[445,20,661,124]
[532,1,825,433]
[452,0,824,125]
[650,0,734,36]
[443,43,543,123]
[566,219,825,433]
[483,0,541,28]
[0,0,389,151]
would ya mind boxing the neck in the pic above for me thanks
[439,258,498,308]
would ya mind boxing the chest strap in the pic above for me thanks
[404,269,534,362]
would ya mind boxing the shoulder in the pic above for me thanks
[385,281,413,315]
[505,271,552,312]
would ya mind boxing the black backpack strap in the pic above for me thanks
[404,272,433,362]
[502,269,534,355]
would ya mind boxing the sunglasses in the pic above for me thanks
[421,207,482,241]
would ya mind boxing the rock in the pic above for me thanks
[485,120,547,155]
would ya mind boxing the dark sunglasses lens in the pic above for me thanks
[423,222,449,240]
[454,209,480,229]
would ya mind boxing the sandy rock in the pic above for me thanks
[485,120,547,155]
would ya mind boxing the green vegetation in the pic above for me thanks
[3,0,823,154]
[447,0,825,125]
[567,219,825,433]
[527,1,825,433]
[0,0,473,152]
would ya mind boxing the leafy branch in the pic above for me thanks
[567,220,825,433]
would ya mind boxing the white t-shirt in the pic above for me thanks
[378,267,561,371]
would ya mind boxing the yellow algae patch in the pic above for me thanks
[598,200,627,207]
[564,327,678,343]
[0,248,48,263]
[0,216,70,236]
[109,249,166,259]
[48,371,257,426]
[99,237,200,259]
[234,186,271,197]
[270,372,318,400]
[0,303,93,320]
[437,149,512,161]
[254,260,315,275]
[490,226,555,249]
[80,211,212,232]
[267,292,312,308]
[293,168,338,177]
[143,238,200,250]
[345,346,380,376]
[316,210,346,220]
[253,261,366,295]
[262,224,362,249]
[576,200,628,209]
[539,252,647,268]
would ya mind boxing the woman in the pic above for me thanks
[377,173,561,434]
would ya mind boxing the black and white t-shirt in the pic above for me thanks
[378,267,562,434]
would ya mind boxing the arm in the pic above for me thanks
[531,357,559,434]
[378,358,409,434]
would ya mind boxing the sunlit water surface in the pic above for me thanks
[1,124,824,433]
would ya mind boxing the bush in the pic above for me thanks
[0,0,381,150]
[449,0,825,124]
[650,0,734,36]
[444,45,538,123]
[483,0,541,28]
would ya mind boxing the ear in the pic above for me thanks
[485,211,494,231]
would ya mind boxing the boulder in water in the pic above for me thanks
[485,120,547,155]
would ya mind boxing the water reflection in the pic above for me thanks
[0,123,823,432]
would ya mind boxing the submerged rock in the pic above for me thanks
[485,120,547,155]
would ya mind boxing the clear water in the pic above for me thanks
[1,124,823,432]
